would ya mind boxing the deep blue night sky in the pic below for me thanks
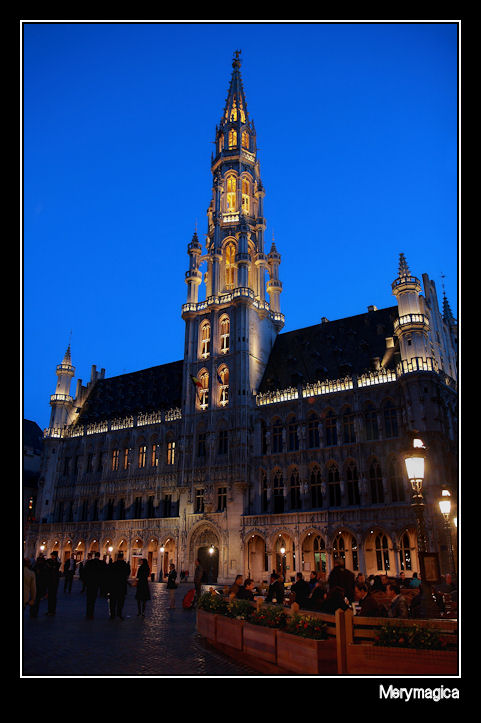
[23,22,458,431]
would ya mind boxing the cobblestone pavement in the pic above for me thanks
[22,579,259,677]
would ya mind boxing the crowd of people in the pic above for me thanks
[222,559,458,620]
[23,551,177,620]
[24,552,457,622]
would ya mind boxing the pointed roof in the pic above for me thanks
[398,252,411,278]
[221,50,249,127]
[443,293,456,324]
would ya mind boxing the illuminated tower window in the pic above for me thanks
[218,365,229,407]
[226,176,236,211]
[199,371,209,410]
[228,129,237,148]
[220,315,230,353]
[241,177,250,213]
[225,241,236,288]
[242,130,249,149]
[200,321,211,358]
[138,444,147,468]
[167,440,176,465]
[230,98,237,121]
[111,449,119,471]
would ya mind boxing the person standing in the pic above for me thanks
[193,559,204,604]
[327,558,355,603]
[63,556,76,593]
[24,558,36,611]
[83,552,107,619]
[290,572,311,609]
[107,552,131,620]
[45,551,61,616]
[135,559,151,617]
[30,554,48,618]
[166,563,178,608]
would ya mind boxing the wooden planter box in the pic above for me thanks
[243,623,277,664]
[346,643,458,676]
[215,616,244,650]
[196,609,217,641]
[276,631,338,675]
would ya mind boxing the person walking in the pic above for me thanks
[45,551,61,616]
[83,552,107,619]
[107,552,131,620]
[135,559,151,617]
[166,562,178,608]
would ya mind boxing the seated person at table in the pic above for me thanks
[236,578,256,601]
[354,582,384,617]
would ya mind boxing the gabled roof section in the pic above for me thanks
[258,306,399,393]
[75,359,184,424]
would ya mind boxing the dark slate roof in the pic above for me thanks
[258,306,399,393]
[23,419,44,450]
[76,360,184,424]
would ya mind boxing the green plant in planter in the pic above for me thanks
[197,591,228,615]
[225,598,255,621]
[284,614,328,640]
[249,605,288,629]
[374,623,448,650]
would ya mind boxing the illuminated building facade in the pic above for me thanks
[27,53,458,585]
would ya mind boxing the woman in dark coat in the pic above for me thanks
[135,559,151,617]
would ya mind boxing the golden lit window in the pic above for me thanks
[167,440,176,465]
[218,134,224,154]
[238,101,246,123]
[138,444,147,468]
[230,99,237,122]
[218,365,229,407]
[228,129,237,148]
[112,449,119,471]
[241,177,250,214]
[151,444,158,467]
[200,321,211,358]
[225,242,236,288]
[242,130,249,149]
[199,371,209,410]
[220,315,230,353]
[226,176,236,212]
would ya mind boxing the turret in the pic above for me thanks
[266,239,283,315]
[47,344,75,432]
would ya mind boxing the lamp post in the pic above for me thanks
[439,490,456,574]
[404,436,428,555]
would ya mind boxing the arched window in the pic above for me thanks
[364,402,379,440]
[351,536,359,571]
[308,412,320,448]
[310,466,323,508]
[138,444,147,468]
[346,460,360,506]
[388,457,405,502]
[241,177,250,214]
[226,176,237,211]
[199,370,209,411]
[375,534,390,571]
[242,130,249,149]
[272,419,283,454]
[369,459,384,504]
[328,462,341,506]
[342,406,356,443]
[289,468,301,510]
[325,409,337,446]
[228,129,237,148]
[383,400,399,438]
[218,134,224,154]
[273,469,284,513]
[333,533,345,562]
[225,241,236,288]
[166,439,176,465]
[399,532,412,571]
[199,321,211,358]
[218,365,229,407]
[287,415,299,451]
[313,535,326,573]
[220,315,230,353]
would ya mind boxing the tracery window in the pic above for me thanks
[369,459,384,504]
[242,130,249,149]
[167,440,176,465]
[346,460,360,506]
[273,469,284,513]
[364,402,379,440]
[225,241,236,288]
[325,409,337,446]
[226,176,237,211]
[399,532,412,571]
[383,400,399,438]
[228,129,237,148]
[289,468,301,510]
[198,371,209,410]
[328,462,341,506]
[310,466,323,508]
[220,315,230,353]
[333,533,345,562]
[272,419,283,453]
[287,415,299,451]
[375,534,390,571]
[308,412,320,448]
[218,365,229,407]
[111,449,119,471]
[241,177,250,213]
[342,407,356,443]
[200,321,211,358]
[138,444,147,468]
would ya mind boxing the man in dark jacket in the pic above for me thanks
[84,552,107,619]
[45,551,61,616]
[327,558,355,603]
[106,552,130,620]
[354,582,383,617]
[290,572,311,609]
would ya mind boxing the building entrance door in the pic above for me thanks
[198,546,219,584]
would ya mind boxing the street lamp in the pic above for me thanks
[439,489,456,574]
[404,437,428,554]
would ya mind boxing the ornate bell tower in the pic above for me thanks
[181,51,285,418]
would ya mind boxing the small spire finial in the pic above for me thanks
[398,252,410,278]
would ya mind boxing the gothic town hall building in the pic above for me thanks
[25,53,458,586]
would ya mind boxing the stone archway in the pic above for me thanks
[190,524,221,584]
